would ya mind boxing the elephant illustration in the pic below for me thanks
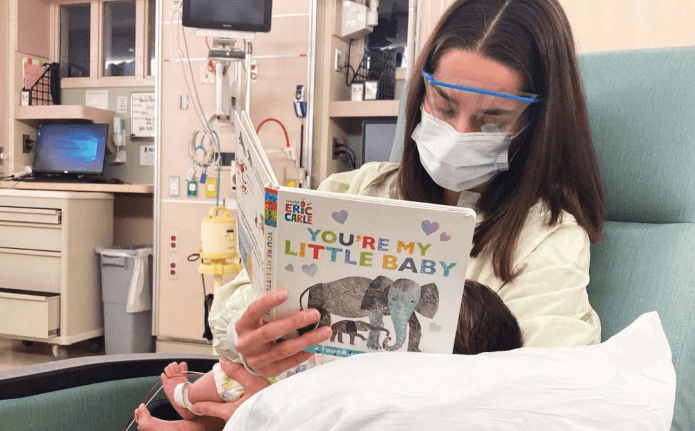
[299,275,439,352]
[331,319,391,347]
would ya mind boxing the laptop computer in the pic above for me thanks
[23,122,109,182]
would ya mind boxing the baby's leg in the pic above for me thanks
[133,404,204,431]
[161,362,197,420]
[186,371,225,405]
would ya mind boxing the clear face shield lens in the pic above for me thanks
[422,71,539,133]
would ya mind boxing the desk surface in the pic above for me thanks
[0,181,154,194]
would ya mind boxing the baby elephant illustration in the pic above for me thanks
[299,275,439,352]
[331,320,391,347]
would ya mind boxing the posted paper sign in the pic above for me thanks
[86,90,109,110]
[131,92,155,137]
[117,96,128,113]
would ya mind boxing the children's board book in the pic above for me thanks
[233,110,477,358]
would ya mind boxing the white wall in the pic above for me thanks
[559,0,695,53]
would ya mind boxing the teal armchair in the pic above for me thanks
[581,47,695,431]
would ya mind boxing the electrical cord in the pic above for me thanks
[345,39,370,88]
[187,253,214,341]
[335,143,357,169]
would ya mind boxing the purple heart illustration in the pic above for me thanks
[285,264,294,272]
[332,210,348,224]
[440,232,451,241]
[301,264,318,277]
[421,220,440,235]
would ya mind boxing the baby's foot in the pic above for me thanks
[161,362,195,420]
[133,404,203,431]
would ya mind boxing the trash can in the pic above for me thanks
[95,244,155,354]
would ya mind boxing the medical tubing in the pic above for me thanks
[256,118,290,148]
[216,158,221,208]
[176,4,209,133]
[123,371,206,431]
[187,130,220,169]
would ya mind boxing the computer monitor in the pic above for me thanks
[33,123,109,176]
[182,0,273,34]
[361,118,398,166]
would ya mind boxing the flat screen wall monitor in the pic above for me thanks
[182,0,273,35]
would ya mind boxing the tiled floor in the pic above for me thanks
[0,337,105,371]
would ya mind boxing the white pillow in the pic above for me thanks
[226,312,676,431]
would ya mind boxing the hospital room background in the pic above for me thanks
[0,0,693,368]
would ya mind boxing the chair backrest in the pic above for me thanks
[388,47,695,431]
[581,47,695,431]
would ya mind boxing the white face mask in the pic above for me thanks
[412,108,518,192]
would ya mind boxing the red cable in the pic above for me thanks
[256,118,290,148]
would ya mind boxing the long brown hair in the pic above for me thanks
[398,0,605,283]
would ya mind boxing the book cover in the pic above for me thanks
[234,110,477,357]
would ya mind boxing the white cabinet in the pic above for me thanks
[0,189,113,358]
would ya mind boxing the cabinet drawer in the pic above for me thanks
[0,223,62,251]
[0,207,61,224]
[0,248,61,293]
[0,290,60,339]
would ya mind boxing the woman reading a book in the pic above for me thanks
[177,0,605,422]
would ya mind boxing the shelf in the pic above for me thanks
[15,105,115,123]
[329,100,399,118]
[0,181,154,194]
[15,105,117,153]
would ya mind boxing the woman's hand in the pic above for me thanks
[189,357,269,421]
[235,289,332,377]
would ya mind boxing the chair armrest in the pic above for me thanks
[0,353,219,400]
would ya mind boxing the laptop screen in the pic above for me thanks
[33,123,109,175]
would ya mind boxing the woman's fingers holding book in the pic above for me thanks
[235,291,329,377]
[235,289,290,336]
[236,308,321,353]
[245,326,333,377]
[247,350,314,378]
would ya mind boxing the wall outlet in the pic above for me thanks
[22,135,32,153]
[250,60,258,82]
[187,180,198,197]
[205,178,218,198]
[332,138,343,160]
[200,63,215,84]
[169,176,180,197]
[168,258,178,280]
[334,49,343,72]
[169,231,179,252]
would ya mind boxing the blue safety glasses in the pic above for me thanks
[422,71,541,133]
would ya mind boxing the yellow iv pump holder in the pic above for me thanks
[197,206,243,292]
